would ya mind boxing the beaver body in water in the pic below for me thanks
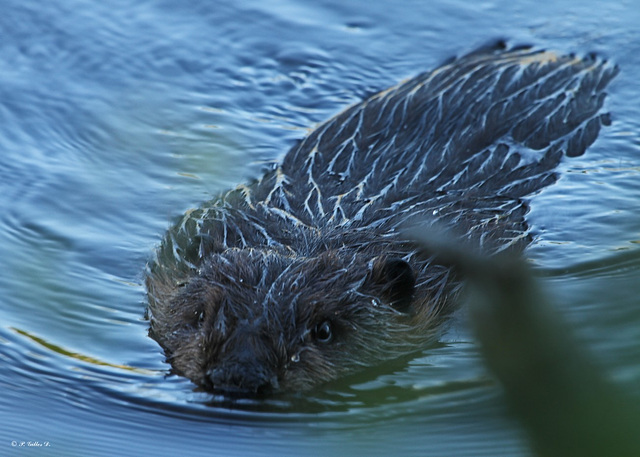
[146,42,617,396]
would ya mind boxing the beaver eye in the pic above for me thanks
[313,320,333,344]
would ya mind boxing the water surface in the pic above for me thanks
[1,1,639,456]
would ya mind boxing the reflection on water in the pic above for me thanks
[11,328,153,374]
[1,0,639,456]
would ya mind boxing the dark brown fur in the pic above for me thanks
[146,42,617,396]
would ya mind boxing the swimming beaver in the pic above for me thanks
[146,42,617,396]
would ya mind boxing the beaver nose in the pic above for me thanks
[208,326,280,396]
[208,362,279,396]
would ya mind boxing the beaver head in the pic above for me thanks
[148,247,440,396]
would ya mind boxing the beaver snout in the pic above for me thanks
[207,324,281,396]
[208,364,279,397]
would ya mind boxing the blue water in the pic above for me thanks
[1,0,639,456]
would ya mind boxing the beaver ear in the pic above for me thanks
[372,258,415,313]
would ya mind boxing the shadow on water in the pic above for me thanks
[538,247,640,279]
